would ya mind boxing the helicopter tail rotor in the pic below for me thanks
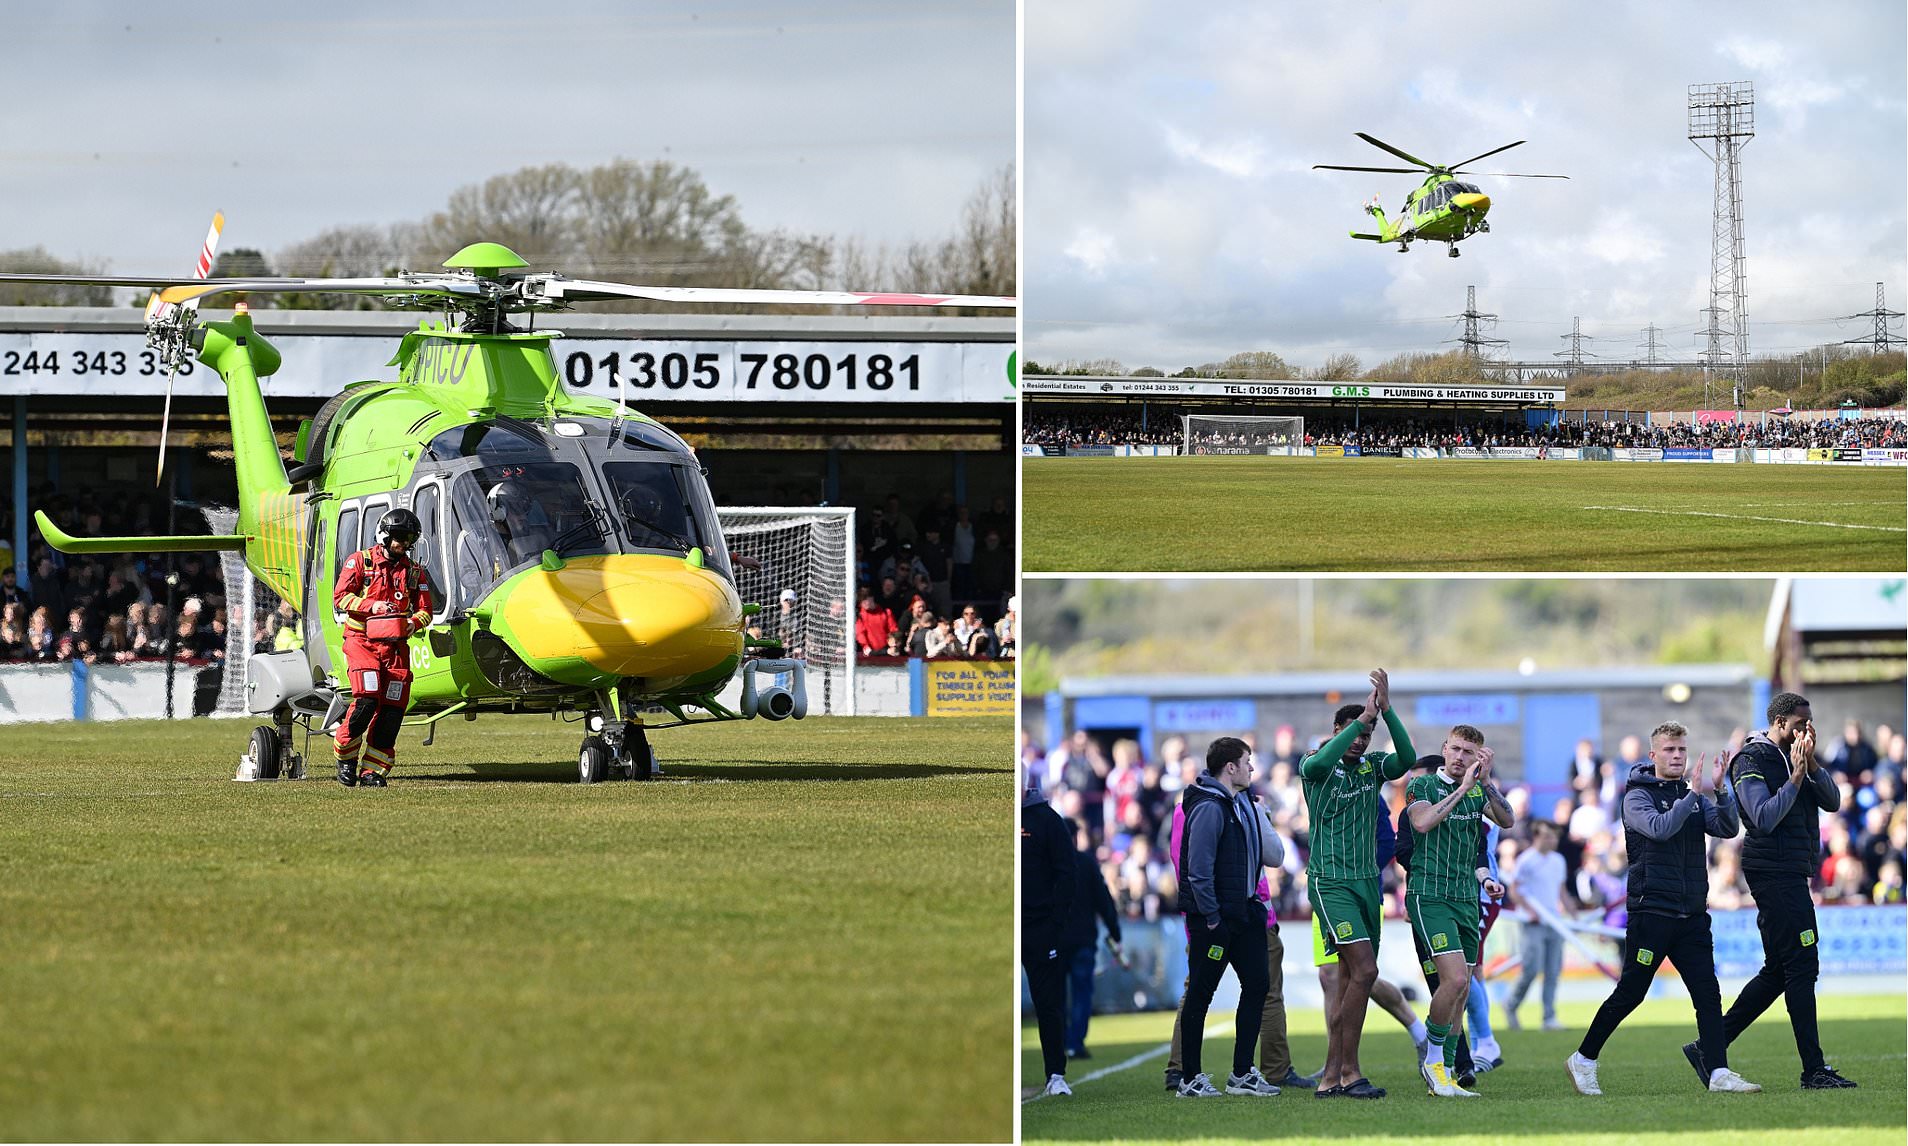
[154,210,225,486]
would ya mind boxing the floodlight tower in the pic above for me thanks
[1689,82,1754,406]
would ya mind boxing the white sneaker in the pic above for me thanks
[1424,1061,1477,1098]
[1707,1068,1761,1094]
[1566,1051,1602,1096]
[1043,1074,1072,1097]
[1177,1072,1223,1098]
[1542,1017,1566,1031]
[1225,1067,1280,1096]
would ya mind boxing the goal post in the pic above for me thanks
[1182,414,1305,456]
[718,506,856,716]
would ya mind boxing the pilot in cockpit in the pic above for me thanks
[488,480,556,559]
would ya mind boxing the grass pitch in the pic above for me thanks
[0,714,1011,1142]
[1021,994,1906,1145]
[1023,458,1907,571]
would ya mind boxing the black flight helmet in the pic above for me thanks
[379,507,423,547]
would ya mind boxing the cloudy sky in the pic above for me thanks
[1025,0,1906,372]
[1,1,1012,272]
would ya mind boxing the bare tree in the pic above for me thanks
[0,248,112,306]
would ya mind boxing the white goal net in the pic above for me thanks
[1182,414,1305,456]
[718,506,856,716]
[208,504,857,717]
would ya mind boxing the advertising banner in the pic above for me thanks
[1455,446,1539,459]
[1834,447,1865,463]
[1415,694,1520,726]
[1663,447,1713,462]
[922,660,1014,716]
[1021,444,1047,456]
[1713,904,1906,977]
[1613,448,1664,462]
[1361,446,1403,457]
[1712,449,1741,463]
[1407,447,1442,459]
[1154,699,1258,733]
[1023,376,1566,403]
[1694,410,1741,424]
[0,332,1017,404]
[1544,448,1584,460]
[1315,444,1346,457]
[1066,445,1116,457]
[1807,448,1836,463]
[1863,448,1908,466]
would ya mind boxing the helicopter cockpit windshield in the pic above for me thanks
[428,415,732,612]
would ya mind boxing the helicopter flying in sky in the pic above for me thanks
[1,237,1016,784]
[1313,133,1568,257]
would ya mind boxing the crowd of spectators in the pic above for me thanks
[1021,715,1907,939]
[851,489,1016,660]
[1024,405,1908,452]
[0,486,285,668]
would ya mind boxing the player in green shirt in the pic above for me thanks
[1302,668,1413,1099]
[1405,726,1515,1098]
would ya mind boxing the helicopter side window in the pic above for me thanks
[448,478,506,614]
[412,482,444,613]
[334,506,360,577]
[471,462,609,568]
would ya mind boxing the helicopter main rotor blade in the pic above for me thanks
[529,277,1016,309]
[1449,140,1527,169]
[1457,172,1571,179]
[156,277,488,306]
[1355,133,1437,170]
[1312,164,1427,174]
[0,272,257,290]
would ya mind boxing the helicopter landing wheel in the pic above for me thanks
[579,737,611,784]
[1448,244,1461,258]
[248,725,282,780]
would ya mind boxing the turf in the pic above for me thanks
[0,714,1011,1142]
[1020,994,1906,1144]
[1022,458,1907,571]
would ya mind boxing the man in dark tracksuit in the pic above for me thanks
[1062,821,1122,1060]
[1023,776,1076,1097]
[1567,721,1760,1095]
[1175,736,1279,1098]
[1706,692,1859,1089]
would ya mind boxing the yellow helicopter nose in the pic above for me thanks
[498,554,743,682]
[1451,192,1491,213]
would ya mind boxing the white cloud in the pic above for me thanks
[1163,125,1267,178]
[1063,227,1120,276]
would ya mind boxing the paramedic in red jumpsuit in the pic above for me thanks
[332,508,434,787]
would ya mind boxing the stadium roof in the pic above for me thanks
[1764,577,1908,647]
[1058,664,1756,699]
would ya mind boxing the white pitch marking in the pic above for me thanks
[1581,506,1905,533]
[1023,1021,1234,1102]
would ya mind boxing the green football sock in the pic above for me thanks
[1425,1020,1449,1066]
[1445,1025,1460,1072]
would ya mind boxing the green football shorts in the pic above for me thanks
[1406,892,1481,965]
[1309,876,1381,959]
